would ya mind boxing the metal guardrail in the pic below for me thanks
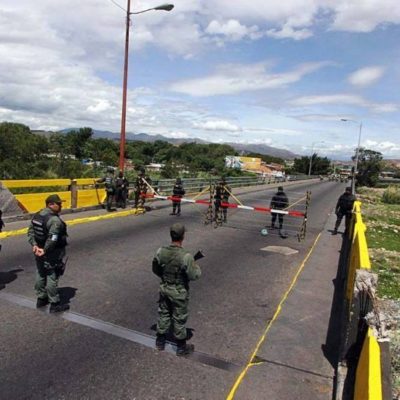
[1,174,314,214]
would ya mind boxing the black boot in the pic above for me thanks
[176,339,194,356]
[49,302,70,313]
[36,298,49,308]
[155,334,166,351]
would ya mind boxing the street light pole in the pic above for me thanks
[341,119,363,194]
[119,0,131,172]
[118,2,174,172]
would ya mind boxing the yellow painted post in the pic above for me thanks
[354,328,382,400]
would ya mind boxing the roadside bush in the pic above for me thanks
[382,185,400,204]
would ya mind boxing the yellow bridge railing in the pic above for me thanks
[346,201,384,400]
[1,179,105,213]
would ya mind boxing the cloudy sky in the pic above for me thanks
[1,0,399,159]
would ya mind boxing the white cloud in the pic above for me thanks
[163,131,190,139]
[206,19,262,41]
[330,0,400,32]
[170,61,330,96]
[266,24,313,40]
[291,94,398,113]
[348,66,385,87]
[193,120,242,131]
[364,140,400,153]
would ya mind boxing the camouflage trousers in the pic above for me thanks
[34,255,63,304]
[157,284,189,340]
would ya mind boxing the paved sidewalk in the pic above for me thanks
[231,212,343,400]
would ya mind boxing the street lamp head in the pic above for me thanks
[154,3,174,11]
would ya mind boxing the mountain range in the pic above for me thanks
[81,129,298,160]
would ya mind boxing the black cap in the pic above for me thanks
[278,186,284,192]
[345,187,352,192]
[45,194,65,204]
[170,223,185,239]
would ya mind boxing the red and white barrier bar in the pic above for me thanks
[144,193,305,218]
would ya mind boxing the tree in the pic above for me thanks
[292,153,331,175]
[354,148,383,187]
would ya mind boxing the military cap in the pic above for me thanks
[170,223,185,237]
[45,194,65,204]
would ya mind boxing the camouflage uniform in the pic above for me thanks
[115,171,129,208]
[27,202,68,310]
[134,169,151,208]
[171,178,185,215]
[214,179,231,223]
[97,169,116,211]
[152,223,201,355]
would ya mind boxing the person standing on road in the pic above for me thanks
[333,187,356,235]
[0,209,4,232]
[270,186,289,230]
[152,223,201,356]
[134,167,151,209]
[27,194,69,313]
[170,178,185,216]
[214,177,231,223]
[115,170,129,209]
[97,167,116,211]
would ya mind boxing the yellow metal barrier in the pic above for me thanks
[354,328,382,400]
[346,201,371,301]
[1,178,105,213]
[15,191,71,213]
[1,179,71,188]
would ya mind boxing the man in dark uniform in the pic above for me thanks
[27,194,69,313]
[170,178,185,216]
[134,168,151,209]
[152,223,201,356]
[97,167,116,211]
[214,177,231,223]
[333,187,356,234]
[270,186,289,230]
[115,170,129,209]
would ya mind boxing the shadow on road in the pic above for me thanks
[0,268,24,291]
[58,286,78,306]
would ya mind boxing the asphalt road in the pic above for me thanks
[0,180,346,400]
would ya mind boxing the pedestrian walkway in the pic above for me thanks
[229,212,343,400]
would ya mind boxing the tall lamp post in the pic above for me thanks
[308,141,324,176]
[118,2,174,172]
[341,119,363,194]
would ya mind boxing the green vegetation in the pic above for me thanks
[0,122,258,180]
[357,187,400,299]
[290,153,331,175]
[354,148,383,187]
[382,185,400,204]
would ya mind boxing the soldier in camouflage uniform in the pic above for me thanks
[152,223,201,356]
[214,177,231,223]
[134,168,151,209]
[170,177,185,216]
[97,167,116,211]
[27,194,69,313]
